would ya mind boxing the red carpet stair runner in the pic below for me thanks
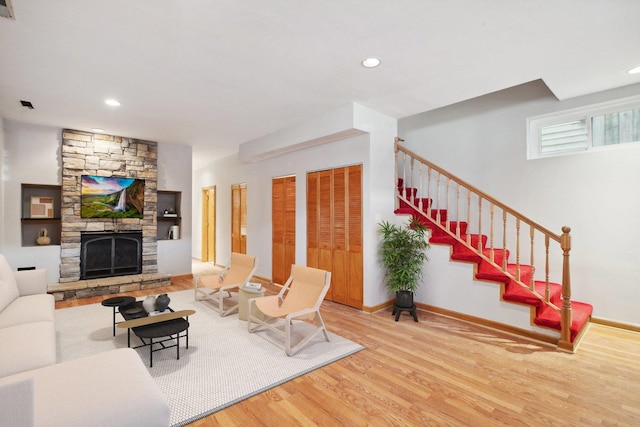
[395,178,592,346]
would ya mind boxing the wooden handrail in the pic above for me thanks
[395,139,561,242]
[395,138,573,346]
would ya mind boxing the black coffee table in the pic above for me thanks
[117,301,195,367]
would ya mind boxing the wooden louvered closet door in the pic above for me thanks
[317,170,334,282]
[272,176,296,285]
[346,165,363,307]
[331,167,348,304]
[307,173,319,271]
[306,165,362,308]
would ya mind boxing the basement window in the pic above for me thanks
[527,95,640,159]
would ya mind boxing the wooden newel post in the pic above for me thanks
[559,226,573,349]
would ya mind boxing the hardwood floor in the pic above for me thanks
[56,271,640,426]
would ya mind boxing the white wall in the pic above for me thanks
[2,121,62,282]
[157,142,193,276]
[1,121,193,281]
[0,117,5,254]
[196,134,373,268]
[193,104,398,308]
[399,80,640,326]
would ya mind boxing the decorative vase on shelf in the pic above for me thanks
[142,295,156,313]
[155,293,170,312]
[36,228,51,246]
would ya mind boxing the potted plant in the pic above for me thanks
[378,219,430,311]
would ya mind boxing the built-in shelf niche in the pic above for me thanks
[157,190,181,240]
[21,183,62,247]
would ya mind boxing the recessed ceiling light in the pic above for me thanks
[92,128,105,133]
[628,66,640,75]
[362,57,381,68]
[105,99,121,107]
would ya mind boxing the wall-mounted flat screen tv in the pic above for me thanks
[80,175,145,218]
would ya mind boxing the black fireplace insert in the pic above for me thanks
[80,232,142,279]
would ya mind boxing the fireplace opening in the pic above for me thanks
[80,232,142,279]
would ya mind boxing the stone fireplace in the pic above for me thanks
[49,129,170,300]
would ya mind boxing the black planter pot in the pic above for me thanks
[392,290,418,322]
[395,290,414,308]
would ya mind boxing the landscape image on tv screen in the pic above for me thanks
[80,175,145,218]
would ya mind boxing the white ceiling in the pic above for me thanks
[1,1,639,169]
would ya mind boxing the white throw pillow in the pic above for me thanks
[0,255,20,312]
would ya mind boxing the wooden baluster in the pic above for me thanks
[426,166,432,219]
[445,178,451,232]
[489,204,495,263]
[436,173,442,223]
[410,157,415,206]
[467,192,471,246]
[502,211,508,271]
[545,235,550,302]
[515,218,521,282]
[402,151,407,202]
[456,184,461,239]
[477,197,482,253]
[418,162,423,212]
[559,227,573,349]
[529,225,535,291]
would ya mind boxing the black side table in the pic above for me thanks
[101,296,136,336]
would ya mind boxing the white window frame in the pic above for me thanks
[527,95,640,159]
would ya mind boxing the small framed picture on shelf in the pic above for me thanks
[30,196,54,218]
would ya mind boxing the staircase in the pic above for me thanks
[394,139,592,352]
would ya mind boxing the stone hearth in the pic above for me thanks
[48,273,171,301]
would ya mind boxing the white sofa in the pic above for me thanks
[0,256,56,377]
[0,348,170,427]
[0,255,170,427]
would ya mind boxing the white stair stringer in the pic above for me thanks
[413,242,561,341]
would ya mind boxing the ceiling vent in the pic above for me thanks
[0,0,14,19]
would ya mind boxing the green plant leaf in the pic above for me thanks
[378,220,430,293]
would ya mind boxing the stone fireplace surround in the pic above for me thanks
[47,129,170,301]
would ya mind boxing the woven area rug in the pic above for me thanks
[55,289,364,426]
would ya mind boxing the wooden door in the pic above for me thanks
[331,167,348,304]
[317,170,334,297]
[201,186,216,263]
[306,165,363,308]
[307,172,319,269]
[307,169,333,273]
[272,176,296,285]
[240,184,247,253]
[283,177,296,283]
[347,165,363,307]
[231,183,247,254]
